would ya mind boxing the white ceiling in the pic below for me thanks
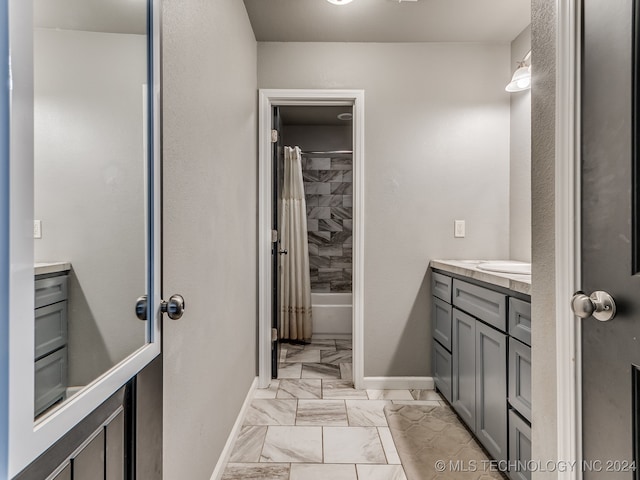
[243,0,530,43]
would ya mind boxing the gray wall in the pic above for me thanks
[161,0,258,478]
[33,28,147,386]
[510,26,532,262]
[531,1,558,476]
[259,42,511,376]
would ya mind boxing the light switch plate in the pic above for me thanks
[34,220,42,239]
[454,220,465,238]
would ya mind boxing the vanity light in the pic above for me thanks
[506,50,532,93]
[326,0,354,4]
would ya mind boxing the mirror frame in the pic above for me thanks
[4,0,161,476]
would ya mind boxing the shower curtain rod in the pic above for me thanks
[300,150,353,155]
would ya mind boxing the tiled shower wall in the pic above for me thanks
[302,156,353,292]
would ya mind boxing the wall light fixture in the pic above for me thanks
[506,50,532,93]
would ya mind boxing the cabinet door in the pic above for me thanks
[451,308,476,429]
[475,321,508,462]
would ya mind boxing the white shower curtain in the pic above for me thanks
[280,146,312,341]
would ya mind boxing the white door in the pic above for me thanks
[2,0,163,476]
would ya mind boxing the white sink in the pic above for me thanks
[477,261,531,275]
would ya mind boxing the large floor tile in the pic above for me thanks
[289,463,357,480]
[367,390,414,400]
[301,340,337,351]
[301,363,341,379]
[277,378,322,399]
[346,400,391,426]
[378,427,401,464]
[320,350,352,365]
[391,400,442,407]
[356,464,407,480]
[335,339,353,350]
[296,399,348,426]
[286,349,321,363]
[221,463,290,480]
[410,389,443,401]
[339,363,353,381]
[253,380,279,399]
[260,426,323,463]
[228,426,268,463]
[243,399,297,426]
[322,380,368,399]
[323,426,386,464]
[277,362,302,379]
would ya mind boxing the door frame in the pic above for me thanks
[555,0,582,478]
[257,89,365,389]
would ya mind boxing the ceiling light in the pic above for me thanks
[337,113,352,121]
[506,50,532,93]
[326,0,354,5]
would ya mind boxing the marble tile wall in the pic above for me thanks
[303,156,353,292]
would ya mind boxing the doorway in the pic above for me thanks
[274,105,354,382]
[258,89,365,390]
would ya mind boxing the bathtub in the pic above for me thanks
[311,292,352,339]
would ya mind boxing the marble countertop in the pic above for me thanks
[430,259,531,296]
[35,262,71,276]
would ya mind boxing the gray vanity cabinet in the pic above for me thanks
[34,272,69,416]
[431,272,453,402]
[432,268,530,472]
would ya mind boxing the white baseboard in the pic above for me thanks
[361,376,434,390]
[209,377,258,480]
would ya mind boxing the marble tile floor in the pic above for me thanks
[222,339,447,480]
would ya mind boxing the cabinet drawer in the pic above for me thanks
[509,298,531,346]
[35,301,68,360]
[431,272,452,303]
[508,337,532,422]
[453,279,507,332]
[432,296,452,351]
[509,409,532,480]
[35,347,67,416]
[433,340,452,402]
[35,275,68,308]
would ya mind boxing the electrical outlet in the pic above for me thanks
[454,220,465,238]
[34,220,42,239]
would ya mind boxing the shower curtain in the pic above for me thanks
[280,146,312,341]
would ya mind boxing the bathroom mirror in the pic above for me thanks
[33,0,150,419]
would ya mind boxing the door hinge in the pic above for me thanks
[271,328,278,342]
[271,229,278,243]
[271,129,279,143]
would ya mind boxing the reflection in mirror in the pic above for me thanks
[33,0,149,419]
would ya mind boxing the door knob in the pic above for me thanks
[571,290,616,322]
[279,249,288,255]
[161,294,186,320]
[135,295,148,321]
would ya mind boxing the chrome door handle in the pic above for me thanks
[571,290,616,322]
[161,294,186,320]
[135,295,148,321]
[279,249,288,255]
